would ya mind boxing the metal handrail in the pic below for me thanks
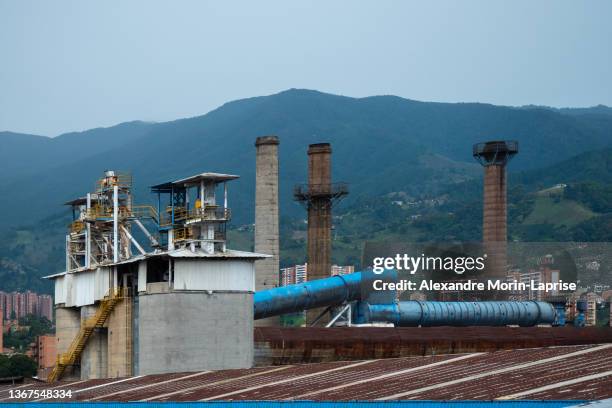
[96,172,132,192]
[174,227,193,241]
[130,205,159,221]
[164,206,231,225]
[294,182,349,199]
[185,206,231,221]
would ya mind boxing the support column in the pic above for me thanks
[55,307,81,380]
[80,305,108,379]
[107,298,132,378]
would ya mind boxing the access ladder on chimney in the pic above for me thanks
[47,288,127,383]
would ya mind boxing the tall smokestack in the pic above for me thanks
[254,136,280,326]
[307,143,333,285]
[473,140,518,298]
[295,143,347,324]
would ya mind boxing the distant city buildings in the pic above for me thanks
[34,335,57,379]
[38,295,53,321]
[503,254,612,327]
[278,264,355,327]
[505,254,561,301]
[280,264,355,286]
[280,264,308,286]
[331,265,355,276]
[584,292,600,326]
[0,291,53,321]
[26,291,38,315]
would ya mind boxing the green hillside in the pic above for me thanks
[2,89,612,231]
[1,90,611,292]
[523,196,595,227]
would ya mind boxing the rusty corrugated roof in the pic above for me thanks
[0,344,610,402]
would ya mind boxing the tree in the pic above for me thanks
[4,315,54,352]
[0,354,37,378]
[0,355,12,378]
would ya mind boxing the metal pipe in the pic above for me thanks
[120,225,146,255]
[86,193,91,268]
[254,269,397,320]
[254,270,556,327]
[65,235,70,271]
[362,301,556,327]
[134,219,159,247]
[113,185,119,263]
[254,272,363,320]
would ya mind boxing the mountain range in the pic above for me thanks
[1,89,611,292]
[3,89,612,227]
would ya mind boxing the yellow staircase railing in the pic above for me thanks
[47,288,128,383]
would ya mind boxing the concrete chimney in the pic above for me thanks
[254,136,280,326]
[473,140,518,298]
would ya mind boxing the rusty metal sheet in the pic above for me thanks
[255,326,612,365]
[3,343,612,402]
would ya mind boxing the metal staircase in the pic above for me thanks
[47,288,127,383]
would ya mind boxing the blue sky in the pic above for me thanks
[1,1,611,136]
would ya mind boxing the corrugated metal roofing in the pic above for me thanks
[0,344,610,402]
[151,173,240,190]
[167,248,270,259]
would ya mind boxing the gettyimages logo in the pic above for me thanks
[372,253,487,275]
[362,242,608,295]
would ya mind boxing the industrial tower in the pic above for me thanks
[473,140,518,299]
[254,136,281,326]
[294,143,348,324]
[49,170,267,381]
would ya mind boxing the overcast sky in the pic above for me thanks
[1,1,611,136]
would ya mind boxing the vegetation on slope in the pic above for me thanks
[1,91,611,292]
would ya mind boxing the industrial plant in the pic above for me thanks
[48,171,267,381]
[36,136,611,402]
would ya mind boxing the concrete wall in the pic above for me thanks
[137,291,253,375]
[107,298,132,378]
[55,306,81,380]
[80,305,108,380]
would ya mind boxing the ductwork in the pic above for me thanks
[254,272,363,320]
[359,300,556,327]
[253,271,558,327]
